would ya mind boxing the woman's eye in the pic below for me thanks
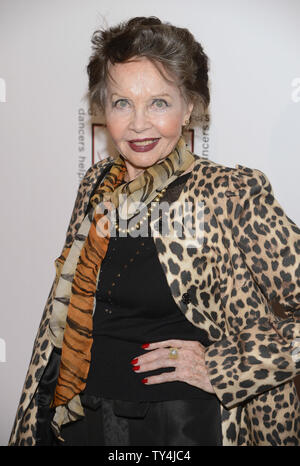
[114,99,128,108]
[153,99,168,108]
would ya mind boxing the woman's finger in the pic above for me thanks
[142,369,178,385]
[141,339,205,351]
[133,347,205,374]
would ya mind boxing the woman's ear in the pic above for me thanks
[183,101,194,125]
[187,101,194,118]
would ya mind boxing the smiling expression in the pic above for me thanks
[104,57,194,182]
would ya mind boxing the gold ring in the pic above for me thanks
[168,347,179,359]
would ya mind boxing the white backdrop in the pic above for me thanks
[1,0,300,445]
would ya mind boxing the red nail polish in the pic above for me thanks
[142,343,149,349]
[132,365,140,371]
[131,358,138,364]
[142,378,148,384]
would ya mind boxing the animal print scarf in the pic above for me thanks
[48,135,195,435]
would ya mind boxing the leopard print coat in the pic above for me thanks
[9,155,300,446]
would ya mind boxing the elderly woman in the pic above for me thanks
[9,16,300,447]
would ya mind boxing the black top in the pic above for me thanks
[84,171,215,401]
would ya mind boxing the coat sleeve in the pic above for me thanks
[204,166,300,409]
[9,160,114,446]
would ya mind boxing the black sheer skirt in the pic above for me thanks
[58,394,223,446]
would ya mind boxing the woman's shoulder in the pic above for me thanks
[80,156,115,185]
[193,153,260,176]
[89,156,115,174]
[192,153,271,195]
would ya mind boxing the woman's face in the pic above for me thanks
[104,57,194,181]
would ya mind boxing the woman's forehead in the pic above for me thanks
[106,58,179,96]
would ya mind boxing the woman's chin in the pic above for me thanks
[125,155,164,170]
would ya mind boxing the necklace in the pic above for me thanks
[100,238,149,315]
[115,187,167,234]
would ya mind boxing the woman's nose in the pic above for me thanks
[129,109,151,132]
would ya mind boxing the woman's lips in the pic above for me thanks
[128,138,160,152]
